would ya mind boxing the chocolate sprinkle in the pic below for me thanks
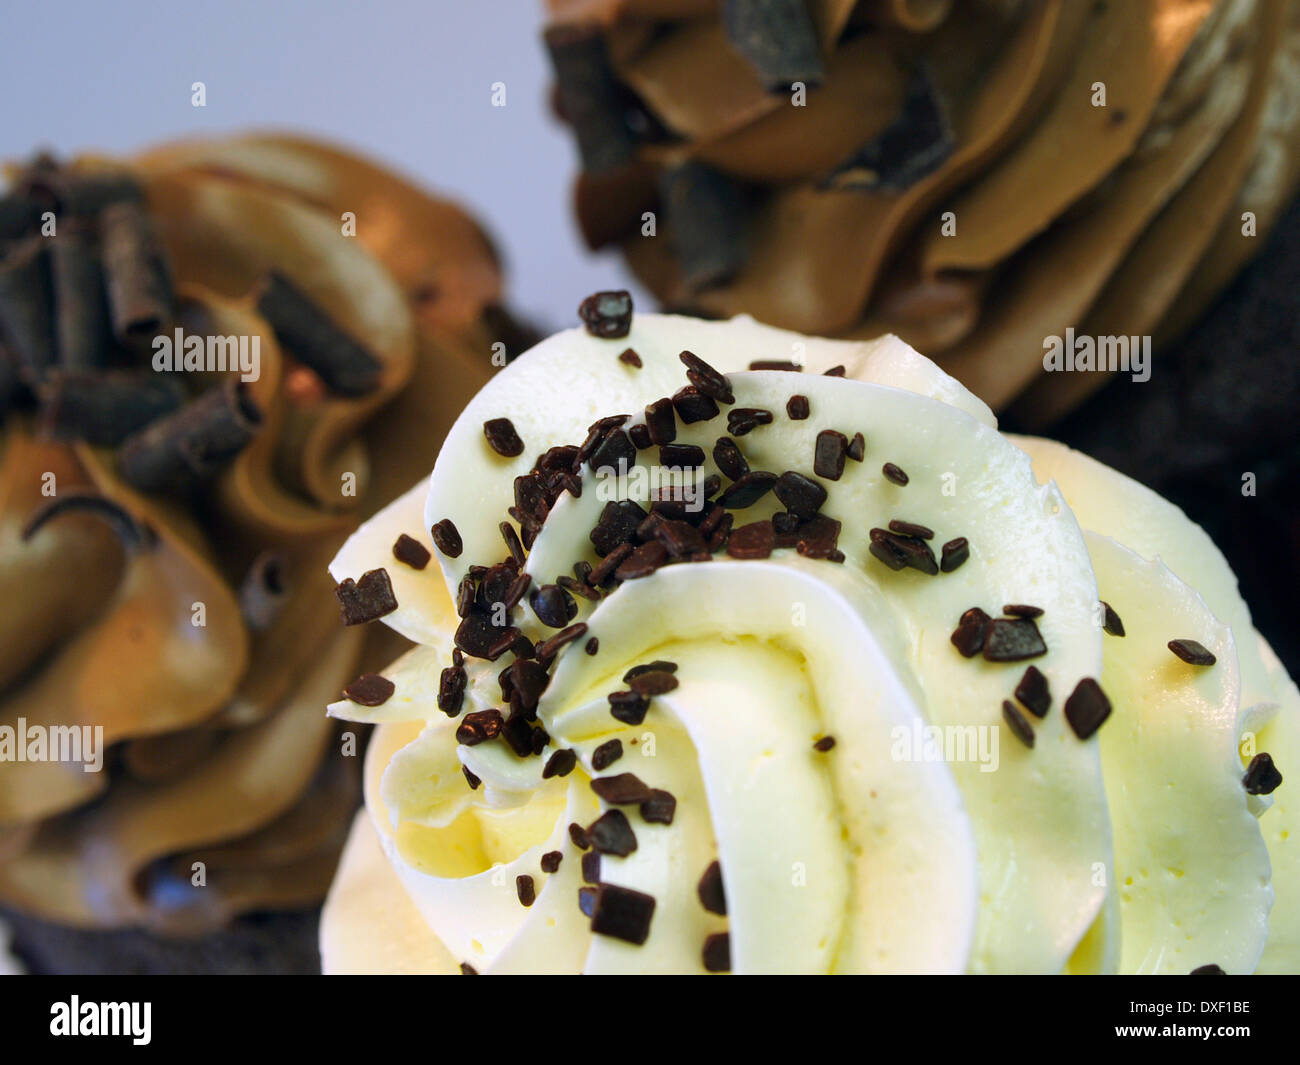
[641,789,676,825]
[578,887,597,917]
[727,407,773,436]
[1002,700,1035,749]
[582,851,602,884]
[1168,639,1216,666]
[786,394,810,420]
[462,766,481,790]
[534,623,589,662]
[616,540,669,580]
[629,670,679,696]
[392,533,431,570]
[431,518,463,558]
[889,520,934,540]
[438,662,467,717]
[343,673,394,707]
[698,861,727,915]
[660,442,706,468]
[592,739,623,771]
[460,962,478,975]
[814,430,848,481]
[1015,665,1051,718]
[869,527,937,574]
[1243,753,1283,795]
[718,470,777,509]
[1002,604,1043,619]
[823,365,846,377]
[680,350,734,404]
[335,568,398,626]
[702,932,731,973]
[589,883,656,945]
[587,809,638,856]
[483,417,525,458]
[569,823,591,850]
[940,537,969,572]
[983,617,1047,662]
[619,347,642,368]
[530,583,578,628]
[591,499,647,556]
[882,462,909,486]
[1100,601,1125,636]
[591,773,655,805]
[543,748,579,779]
[951,607,991,658]
[541,851,563,874]
[750,359,802,371]
[847,433,865,462]
[544,23,636,173]
[672,384,720,424]
[1191,964,1226,975]
[727,520,775,559]
[517,875,536,907]
[1063,678,1112,740]
[659,160,752,292]
[585,636,600,655]
[608,689,650,725]
[813,736,836,752]
[457,709,504,746]
[645,397,677,445]
[624,661,679,681]
[578,289,634,339]
[774,471,827,518]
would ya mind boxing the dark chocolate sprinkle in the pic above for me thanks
[499,522,526,566]
[578,886,597,917]
[589,883,656,945]
[335,568,398,626]
[392,533,431,570]
[587,809,638,856]
[431,518,463,558]
[641,789,676,825]
[541,851,563,874]
[1243,753,1283,796]
[517,875,536,907]
[889,520,934,540]
[717,469,777,508]
[1101,601,1125,636]
[1002,604,1043,619]
[749,359,802,371]
[727,520,775,559]
[813,736,836,753]
[645,397,677,445]
[629,422,652,449]
[616,540,669,580]
[530,583,578,628]
[1015,665,1051,718]
[796,514,842,560]
[774,471,827,518]
[569,823,591,850]
[660,442,706,468]
[882,462,909,486]
[823,365,846,377]
[727,407,773,436]
[983,618,1047,662]
[582,851,602,884]
[1002,700,1035,749]
[534,623,589,662]
[702,932,731,973]
[585,636,600,655]
[439,662,467,717]
[578,289,633,339]
[672,385,720,424]
[814,430,848,481]
[460,962,478,975]
[680,350,734,404]
[591,773,655,805]
[591,499,647,556]
[712,438,749,483]
[609,689,650,725]
[462,765,482,790]
[951,607,991,658]
[786,394,810,420]
[619,347,642,368]
[591,427,636,474]
[624,661,679,682]
[592,738,623,771]
[483,417,525,458]
[629,670,679,696]
[940,537,969,572]
[543,748,578,779]
[1168,639,1216,666]
[698,861,727,915]
[869,527,937,574]
[1190,964,1226,975]
[342,673,394,707]
[457,708,504,746]
[1064,678,1112,740]
[847,432,865,462]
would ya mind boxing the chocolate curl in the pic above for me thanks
[722,0,826,92]
[0,193,42,240]
[22,489,156,551]
[545,22,637,174]
[254,270,383,396]
[100,199,173,348]
[117,378,263,493]
[658,161,753,292]
[41,369,185,446]
[823,63,954,191]
[0,237,56,382]
[49,224,112,368]
[239,550,289,631]
[21,169,145,218]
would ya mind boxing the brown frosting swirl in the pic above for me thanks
[0,134,528,933]
[546,0,1300,426]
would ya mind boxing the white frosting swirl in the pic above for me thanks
[322,314,1296,974]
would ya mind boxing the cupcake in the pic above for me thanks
[320,296,1296,973]
[0,134,531,962]
[543,0,1300,425]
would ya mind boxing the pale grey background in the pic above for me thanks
[0,0,642,331]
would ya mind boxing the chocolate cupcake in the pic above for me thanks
[544,0,1300,424]
[0,134,532,966]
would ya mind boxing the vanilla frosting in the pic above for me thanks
[322,312,1296,973]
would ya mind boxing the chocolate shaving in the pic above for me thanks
[544,24,637,174]
[582,851,601,884]
[1190,964,1226,975]
[438,661,467,717]
[585,636,600,655]
[847,433,865,462]
[117,379,262,492]
[813,736,836,752]
[569,823,590,850]
[589,883,656,945]
[608,689,650,725]
[50,225,111,369]
[239,550,288,631]
[889,520,934,540]
[712,436,749,481]
[100,200,172,348]
[660,443,706,469]
[0,238,55,381]
[343,672,395,707]
[659,160,752,292]
[722,0,825,91]
[1063,678,1111,740]
[255,270,382,395]
[335,568,397,626]
[462,766,481,791]
[645,397,677,445]
[796,515,841,560]
[1002,604,1043,619]
[1242,752,1283,795]
[42,369,184,446]
[727,519,775,559]
[629,670,679,696]
[825,63,953,192]
[870,527,936,574]
[392,533,431,570]
[591,499,647,556]
[750,359,802,371]
[616,540,669,580]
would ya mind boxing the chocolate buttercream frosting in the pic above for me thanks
[545,0,1300,425]
[0,134,531,934]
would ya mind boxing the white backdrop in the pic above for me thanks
[0,0,643,332]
